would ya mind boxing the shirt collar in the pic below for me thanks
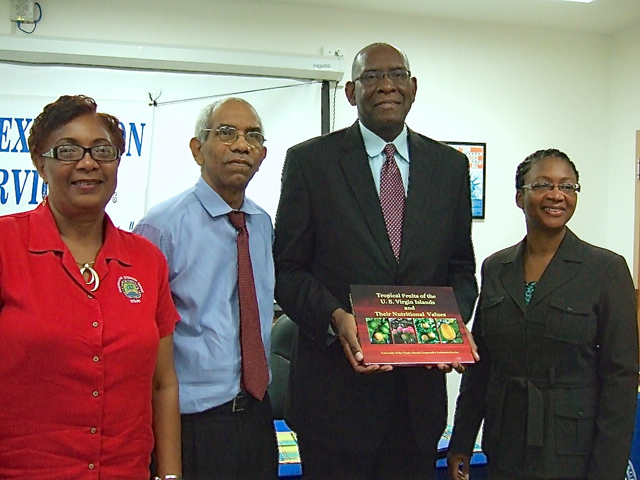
[27,202,132,266]
[358,121,410,162]
[193,176,262,218]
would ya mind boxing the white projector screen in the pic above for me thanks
[0,62,322,228]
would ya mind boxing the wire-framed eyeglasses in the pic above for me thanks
[202,126,266,148]
[520,181,581,195]
[41,144,121,163]
[353,69,412,86]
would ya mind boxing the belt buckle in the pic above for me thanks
[231,392,246,412]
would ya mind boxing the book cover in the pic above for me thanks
[350,285,475,365]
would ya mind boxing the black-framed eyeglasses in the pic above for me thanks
[41,144,121,163]
[202,126,266,148]
[353,69,412,86]
[521,181,581,195]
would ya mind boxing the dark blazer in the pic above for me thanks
[449,229,638,479]
[273,121,478,455]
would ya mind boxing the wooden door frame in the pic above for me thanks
[635,130,640,347]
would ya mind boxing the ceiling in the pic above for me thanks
[252,0,640,35]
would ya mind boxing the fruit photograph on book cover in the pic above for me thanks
[437,318,463,343]
[415,318,440,344]
[366,318,391,344]
[350,285,476,365]
[389,318,418,344]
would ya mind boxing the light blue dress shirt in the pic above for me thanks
[359,122,410,195]
[134,177,275,414]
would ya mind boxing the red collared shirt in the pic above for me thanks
[0,203,179,479]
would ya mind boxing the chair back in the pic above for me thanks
[268,314,297,419]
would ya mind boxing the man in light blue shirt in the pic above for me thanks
[135,97,277,480]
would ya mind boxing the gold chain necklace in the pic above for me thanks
[76,261,99,292]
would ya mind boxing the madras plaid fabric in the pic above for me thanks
[277,427,300,464]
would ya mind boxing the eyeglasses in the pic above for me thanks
[354,69,412,86]
[520,182,581,195]
[42,144,121,162]
[202,126,266,148]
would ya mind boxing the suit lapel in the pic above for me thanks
[499,241,527,316]
[526,229,583,310]
[399,130,436,259]
[338,122,397,268]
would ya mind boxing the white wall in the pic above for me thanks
[1,0,621,259]
[2,0,638,427]
[609,22,640,270]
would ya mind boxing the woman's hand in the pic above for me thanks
[447,451,470,480]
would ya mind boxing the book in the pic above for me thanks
[349,285,475,366]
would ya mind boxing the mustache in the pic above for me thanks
[225,156,253,166]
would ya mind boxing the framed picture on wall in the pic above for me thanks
[444,142,486,219]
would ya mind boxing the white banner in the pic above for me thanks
[0,61,321,226]
[0,93,152,231]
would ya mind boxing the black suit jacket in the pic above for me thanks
[449,229,638,479]
[274,121,478,455]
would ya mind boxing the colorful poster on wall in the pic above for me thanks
[445,142,486,219]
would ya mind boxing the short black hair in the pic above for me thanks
[515,148,579,190]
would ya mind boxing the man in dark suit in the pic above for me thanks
[273,43,478,480]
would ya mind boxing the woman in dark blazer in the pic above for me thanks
[447,149,638,480]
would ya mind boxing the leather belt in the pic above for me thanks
[211,391,254,414]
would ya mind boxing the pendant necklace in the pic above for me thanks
[77,261,100,292]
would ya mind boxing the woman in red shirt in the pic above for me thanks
[0,95,182,479]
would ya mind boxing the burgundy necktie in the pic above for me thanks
[380,143,405,262]
[228,211,269,400]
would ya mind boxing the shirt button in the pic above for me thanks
[92,391,99,397]
[90,427,97,434]
[92,322,99,328]
[87,294,93,299]
[93,356,100,363]
[88,463,95,470]
[567,307,573,312]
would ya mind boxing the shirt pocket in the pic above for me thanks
[479,295,503,332]
[554,396,597,455]
[544,297,596,346]
[480,295,518,336]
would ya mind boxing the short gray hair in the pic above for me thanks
[194,97,263,143]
